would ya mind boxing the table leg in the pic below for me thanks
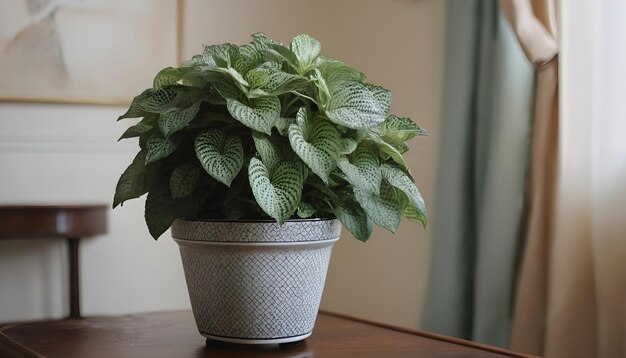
[68,238,81,318]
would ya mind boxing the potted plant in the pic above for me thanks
[114,33,427,344]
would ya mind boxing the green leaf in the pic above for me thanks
[226,96,281,135]
[333,192,372,242]
[252,32,279,50]
[252,131,281,172]
[145,184,175,240]
[326,81,385,129]
[118,113,158,140]
[113,150,148,208]
[290,34,321,73]
[296,202,316,218]
[138,86,179,112]
[338,137,358,155]
[288,107,340,184]
[158,102,201,137]
[354,179,404,233]
[248,158,304,224]
[153,67,182,89]
[245,69,270,89]
[365,83,391,114]
[315,58,365,84]
[404,204,428,228]
[382,164,427,228]
[169,164,201,199]
[195,129,244,186]
[118,89,153,120]
[266,43,300,70]
[368,134,409,169]
[378,114,427,143]
[145,134,179,164]
[336,146,381,194]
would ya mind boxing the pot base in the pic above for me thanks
[202,331,311,345]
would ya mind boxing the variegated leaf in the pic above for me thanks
[252,131,281,172]
[338,137,358,154]
[153,67,181,89]
[118,113,158,140]
[290,34,321,73]
[336,146,381,194]
[296,202,316,218]
[195,129,244,186]
[314,57,366,84]
[138,86,179,112]
[288,107,341,184]
[226,96,281,134]
[326,81,385,129]
[169,164,201,199]
[113,150,148,208]
[381,165,424,210]
[266,43,299,70]
[364,83,391,114]
[248,158,304,224]
[245,69,270,89]
[158,102,200,137]
[378,114,427,143]
[145,134,178,164]
[354,179,405,233]
[118,89,153,120]
[404,204,428,228]
[368,134,409,169]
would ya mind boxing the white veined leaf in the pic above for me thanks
[195,129,244,186]
[245,69,270,89]
[266,43,300,70]
[338,137,358,155]
[290,34,321,73]
[367,134,409,170]
[336,146,381,195]
[226,96,281,135]
[315,58,366,85]
[296,202,316,218]
[354,179,405,233]
[153,67,182,89]
[381,164,427,228]
[118,113,158,140]
[364,83,391,114]
[288,107,341,184]
[252,131,282,172]
[248,158,305,224]
[145,134,179,164]
[326,81,385,129]
[113,150,148,208]
[118,89,153,120]
[169,164,202,199]
[378,114,427,143]
[158,102,200,137]
[138,86,178,112]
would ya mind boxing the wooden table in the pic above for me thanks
[0,205,108,318]
[0,311,536,358]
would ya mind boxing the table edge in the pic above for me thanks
[318,310,540,358]
[0,311,540,358]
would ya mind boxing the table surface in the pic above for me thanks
[0,311,536,358]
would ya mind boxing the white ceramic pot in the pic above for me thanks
[171,218,341,344]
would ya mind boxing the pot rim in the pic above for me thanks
[176,217,337,224]
[174,237,339,247]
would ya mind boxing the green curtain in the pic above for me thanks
[423,0,534,348]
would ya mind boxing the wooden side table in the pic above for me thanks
[0,311,537,357]
[0,205,108,318]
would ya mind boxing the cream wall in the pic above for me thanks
[0,0,445,328]
[182,0,446,329]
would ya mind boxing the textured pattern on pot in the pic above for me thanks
[172,218,341,344]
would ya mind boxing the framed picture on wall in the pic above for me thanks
[0,0,181,105]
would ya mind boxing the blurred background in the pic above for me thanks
[0,1,623,358]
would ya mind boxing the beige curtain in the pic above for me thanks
[502,1,625,358]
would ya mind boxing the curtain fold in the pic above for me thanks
[504,1,625,357]
[423,0,534,347]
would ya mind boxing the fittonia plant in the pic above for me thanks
[114,33,427,241]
